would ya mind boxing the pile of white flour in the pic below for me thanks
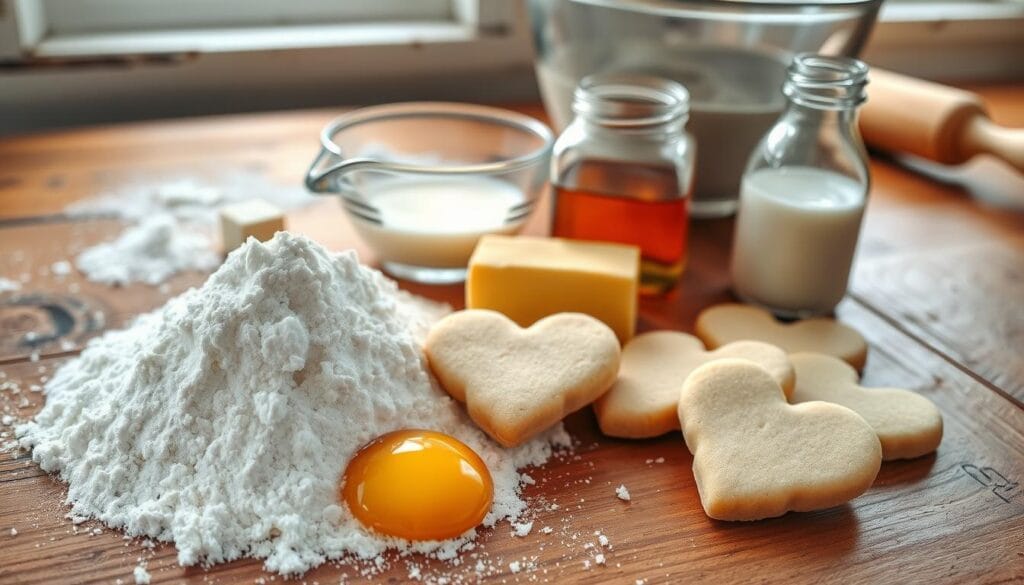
[18,232,567,574]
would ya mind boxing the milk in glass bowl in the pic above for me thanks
[306,103,554,284]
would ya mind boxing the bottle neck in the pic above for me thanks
[782,53,868,112]
[572,73,689,141]
[782,100,859,131]
[775,52,868,159]
[749,54,871,185]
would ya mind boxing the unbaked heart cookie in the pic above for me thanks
[593,331,794,439]
[678,359,881,521]
[695,303,868,370]
[424,309,620,447]
[790,353,942,461]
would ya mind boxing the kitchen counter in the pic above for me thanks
[1,88,1022,584]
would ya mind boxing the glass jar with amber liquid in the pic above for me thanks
[551,74,694,294]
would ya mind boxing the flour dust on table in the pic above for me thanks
[68,173,317,286]
[65,174,315,224]
[75,214,220,285]
[17,232,569,575]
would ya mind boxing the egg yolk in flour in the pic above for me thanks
[342,429,494,541]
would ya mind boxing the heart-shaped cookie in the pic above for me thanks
[790,353,942,461]
[695,303,868,370]
[678,359,881,521]
[425,309,620,447]
[593,332,794,439]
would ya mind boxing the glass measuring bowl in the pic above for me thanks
[306,103,554,284]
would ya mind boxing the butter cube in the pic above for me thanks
[467,235,639,343]
[219,199,285,252]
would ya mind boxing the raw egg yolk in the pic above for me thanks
[342,429,493,541]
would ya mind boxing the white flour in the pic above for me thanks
[76,215,219,285]
[19,232,567,574]
[66,175,314,225]
[69,174,316,286]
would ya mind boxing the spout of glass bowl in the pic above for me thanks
[304,149,384,194]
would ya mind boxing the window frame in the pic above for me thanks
[0,0,516,60]
[863,1,1024,81]
[38,0,455,33]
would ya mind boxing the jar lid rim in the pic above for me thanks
[573,73,690,128]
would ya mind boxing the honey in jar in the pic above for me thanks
[551,74,694,294]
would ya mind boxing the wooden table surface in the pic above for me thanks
[1,89,1023,585]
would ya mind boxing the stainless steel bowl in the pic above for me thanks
[529,0,882,217]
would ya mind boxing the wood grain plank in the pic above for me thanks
[0,105,545,221]
[856,159,1024,262]
[0,149,313,221]
[853,239,1024,405]
[0,219,206,362]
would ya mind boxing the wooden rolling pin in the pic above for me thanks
[860,68,1024,171]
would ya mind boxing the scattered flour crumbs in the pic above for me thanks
[68,175,315,286]
[76,215,219,286]
[16,232,570,575]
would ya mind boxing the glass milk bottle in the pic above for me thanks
[551,74,695,295]
[731,54,870,317]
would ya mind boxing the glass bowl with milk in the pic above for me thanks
[306,103,554,284]
[529,0,881,218]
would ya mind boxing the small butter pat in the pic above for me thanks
[219,199,285,252]
[467,235,639,343]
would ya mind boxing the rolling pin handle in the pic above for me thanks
[963,116,1024,172]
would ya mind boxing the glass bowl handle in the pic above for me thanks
[304,148,381,194]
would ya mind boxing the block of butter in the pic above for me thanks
[467,235,640,343]
[219,199,285,252]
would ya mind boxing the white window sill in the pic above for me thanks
[880,1,1024,22]
[866,1,1024,80]
[30,22,480,59]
